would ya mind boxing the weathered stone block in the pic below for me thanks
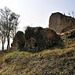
[49,12,75,33]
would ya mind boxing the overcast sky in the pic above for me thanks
[0,0,75,31]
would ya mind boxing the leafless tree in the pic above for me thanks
[0,7,20,50]
[72,11,75,18]
[0,24,6,50]
[68,11,75,18]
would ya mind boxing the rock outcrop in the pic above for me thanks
[11,31,25,50]
[12,27,64,52]
[24,27,63,52]
[49,12,75,33]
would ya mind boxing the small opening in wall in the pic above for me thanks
[35,43,37,47]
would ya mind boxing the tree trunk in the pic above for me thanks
[7,35,10,49]
[2,36,4,51]
[2,41,4,51]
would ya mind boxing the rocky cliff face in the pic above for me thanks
[49,12,75,33]
[24,27,63,52]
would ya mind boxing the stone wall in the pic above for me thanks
[24,27,63,52]
[11,31,25,50]
[49,12,75,33]
[12,27,64,52]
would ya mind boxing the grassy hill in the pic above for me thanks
[0,46,75,75]
[0,29,75,75]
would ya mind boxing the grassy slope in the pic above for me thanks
[0,46,75,75]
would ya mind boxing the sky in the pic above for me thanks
[0,0,75,31]
[0,0,75,50]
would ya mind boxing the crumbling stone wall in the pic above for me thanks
[49,12,75,33]
[12,27,64,52]
[11,31,25,50]
[24,27,63,52]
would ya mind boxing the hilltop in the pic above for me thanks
[0,12,75,75]
[0,28,75,75]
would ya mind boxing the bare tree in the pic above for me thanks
[10,13,20,38]
[72,11,75,18]
[68,12,71,16]
[68,11,75,18]
[0,7,20,50]
[0,25,6,50]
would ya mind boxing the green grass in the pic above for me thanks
[0,50,32,75]
[0,46,75,75]
[2,50,32,64]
